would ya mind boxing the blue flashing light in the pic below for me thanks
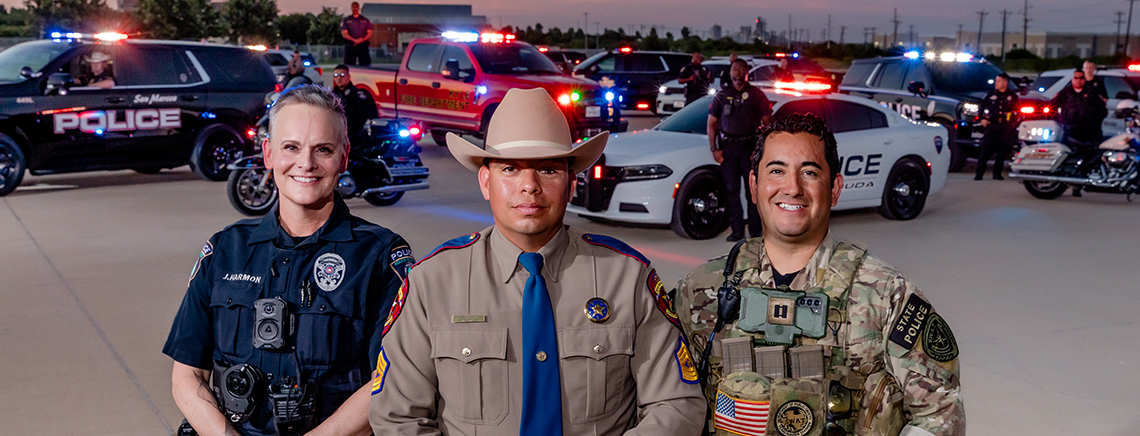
[1042,129,1052,140]
[605,91,615,102]
[1038,87,1046,92]
[201,111,217,119]
[50,32,61,38]
[476,85,488,95]
[95,128,104,135]
[904,51,920,59]
[619,95,624,103]
[792,52,800,58]
[398,129,411,137]
[442,31,479,42]
[303,61,312,67]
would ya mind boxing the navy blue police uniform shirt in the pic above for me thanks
[709,83,771,136]
[163,196,412,435]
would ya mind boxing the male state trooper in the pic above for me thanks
[675,113,964,436]
[164,85,412,436]
[370,88,705,435]
[708,58,773,241]
[975,73,1019,180]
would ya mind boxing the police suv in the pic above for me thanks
[839,52,1014,172]
[0,32,276,196]
[568,84,950,239]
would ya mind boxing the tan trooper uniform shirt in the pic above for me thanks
[674,233,965,436]
[370,225,705,435]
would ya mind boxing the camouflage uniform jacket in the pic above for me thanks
[673,233,964,436]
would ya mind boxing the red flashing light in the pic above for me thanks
[636,102,650,110]
[1020,106,1035,114]
[593,165,603,179]
[315,67,323,76]
[773,81,832,92]
[557,94,572,106]
[409,126,421,135]
[775,52,787,57]
[479,33,516,43]
[538,46,549,52]
[619,47,633,53]
[1043,107,1051,114]
[246,129,257,138]
[274,83,283,93]
[1129,64,1140,72]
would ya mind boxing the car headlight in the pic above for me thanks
[961,102,979,117]
[621,164,673,181]
[659,86,667,94]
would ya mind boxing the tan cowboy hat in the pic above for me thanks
[447,88,608,174]
[85,51,112,63]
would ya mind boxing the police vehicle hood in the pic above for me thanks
[599,129,698,166]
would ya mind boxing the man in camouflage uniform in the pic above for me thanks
[674,113,964,436]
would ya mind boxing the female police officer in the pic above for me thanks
[164,85,412,436]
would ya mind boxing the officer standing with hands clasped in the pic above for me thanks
[709,58,772,242]
[341,2,374,66]
[164,85,413,436]
[1050,68,1108,197]
[679,52,712,105]
[975,72,1019,180]
[675,113,965,436]
[369,88,705,435]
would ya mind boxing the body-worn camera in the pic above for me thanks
[216,363,266,423]
[254,297,292,350]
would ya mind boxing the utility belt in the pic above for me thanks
[208,361,318,435]
[717,132,760,148]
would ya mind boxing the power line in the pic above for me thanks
[976,10,988,53]
[1128,0,1137,56]
[1022,0,1031,50]
[1001,10,1010,61]
[1116,11,1125,53]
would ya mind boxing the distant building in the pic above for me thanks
[711,24,721,40]
[361,3,487,53]
[735,26,751,44]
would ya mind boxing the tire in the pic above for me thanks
[670,169,729,239]
[938,121,968,172]
[1023,180,1068,199]
[190,124,245,182]
[226,167,277,216]
[431,130,449,147]
[132,167,163,174]
[878,159,930,220]
[364,191,404,206]
[0,134,26,197]
[477,104,498,140]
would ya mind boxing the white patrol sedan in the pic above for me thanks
[656,59,781,114]
[569,90,951,239]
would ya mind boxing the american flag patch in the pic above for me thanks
[714,391,769,436]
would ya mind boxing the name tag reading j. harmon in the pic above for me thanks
[452,315,487,323]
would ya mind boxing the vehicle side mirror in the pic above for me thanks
[45,72,73,95]
[19,66,37,79]
[907,81,927,97]
[442,59,460,81]
[1115,91,1135,100]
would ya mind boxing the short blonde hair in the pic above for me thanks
[267,85,348,148]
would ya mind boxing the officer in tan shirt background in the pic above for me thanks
[369,88,705,435]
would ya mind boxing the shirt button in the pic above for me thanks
[283,258,289,264]
[319,304,326,311]
[593,345,604,354]
[226,298,232,304]
[536,351,547,362]
[461,347,472,357]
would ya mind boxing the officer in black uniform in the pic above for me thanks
[331,64,379,140]
[164,85,412,436]
[707,58,772,242]
[975,72,1019,180]
[1050,68,1107,196]
[678,52,711,105]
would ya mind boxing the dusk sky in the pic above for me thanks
[7,0,1131,39]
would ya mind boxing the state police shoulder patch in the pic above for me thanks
[647,268,682,330]
[187,241,212,286]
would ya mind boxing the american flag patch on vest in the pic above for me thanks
[714,391,769,436]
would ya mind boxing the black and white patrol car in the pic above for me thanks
[839,52,1016,172]
[0,33,277,196]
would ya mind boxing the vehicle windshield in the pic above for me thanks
[0,40,73,83]
[655,95,712,134]
[928,61,1010,93]
[470,43,562,75]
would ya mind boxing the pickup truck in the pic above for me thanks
[350,32,627,145]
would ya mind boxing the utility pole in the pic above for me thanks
[1116,11,1126,54]
[583,12,588,50]
[909,25,915,47]
[958,24,964,50]
[863,27,870,46]
[594,22,600,48]
[827,14,832,48]
[840,25,846,44]
[1021,0,1031,51]
[1001,10,1009,62]
[788,14,793,49]
[1127,0,1137,57]
[891,8,900,46]
[976,10,988,54]
[871,27,877,47]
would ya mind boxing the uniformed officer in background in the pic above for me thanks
[80,50,114,89]
[330,64,379,140]
[370,88,705,435]
[679,52,711,105]
[676,113,964,436]
[340,2,373,66]
[1082,60,1108,103]
[708,58,772,242]
[164,85,412,436]
[975,72,1019,180]
[1050,68,1107,197]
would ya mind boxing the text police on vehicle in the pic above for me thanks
[568,84,950,240]
[0,32,277,196]
[839,51,1018,173]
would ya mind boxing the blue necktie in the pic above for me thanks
[518,252,563,436]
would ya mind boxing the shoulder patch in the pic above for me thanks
[371,347,389,395]
[187,241,213,286]
[922,313,958,362]
[647,268,682,330]
[388,244,414,282]
[674,337,699,384]
[582,233,650,266]
[412,232,480,269]
[381,279,408,338]
[888,293,932,351]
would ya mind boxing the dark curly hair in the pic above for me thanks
[750,112,840,185]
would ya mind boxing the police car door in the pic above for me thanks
[868,60,928,121]
[35,44,137,169]
[111,44,206,165]
[822,98,893,202]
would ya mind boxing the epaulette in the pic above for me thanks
[581,233,650,267]
[411,232,480,269]
[222,217,262,231]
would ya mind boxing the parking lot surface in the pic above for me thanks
[0,113,1137,435]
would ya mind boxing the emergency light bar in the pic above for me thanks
[480,33,515,43]
[94,32,128,41]
[442,31,479,42]
[1129,64,1140,72]
[49,31,128,42]
[774,81,832,92]
[619,47,633,53]
[245,45,268,51]
[774,52,799,58]
[442,31,516,43]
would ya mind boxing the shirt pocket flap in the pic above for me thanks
[431,328,508,363]
[299,289,355,317]
[558,324,634,360]
[208,282,258,309]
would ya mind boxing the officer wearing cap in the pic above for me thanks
[975,72,1019,180]
[369,88,705,435]
[330,64,379,140]
[164,85,412,436]
[708,58,773,242]
[675,113,964,436]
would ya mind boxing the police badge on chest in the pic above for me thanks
[314,253,346,292]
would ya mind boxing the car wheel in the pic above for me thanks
[878,159,930,220]
[364,191,404,206]
[477,104,498,139]
[1023,180,1068,199]
[227,167,277,216]
[190,124,245,182]
[431,130,449,147]
[670,169,729,239]
[0,134,26,197]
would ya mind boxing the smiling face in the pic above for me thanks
[264,103,348,213]
[749,131,842,247]
[479,158,574,249]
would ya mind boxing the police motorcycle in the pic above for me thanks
[226,90,429,215]
[1010,102,1140,200]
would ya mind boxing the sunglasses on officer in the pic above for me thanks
[333,72,348,77]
